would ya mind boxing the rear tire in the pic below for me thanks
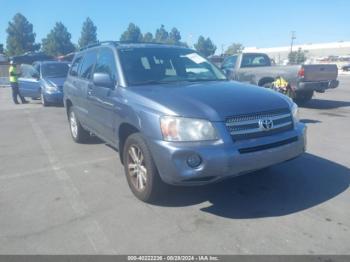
[262,82,273,89]
[123,133,166,202]
[293,90,314,105]
[68,106,90,143]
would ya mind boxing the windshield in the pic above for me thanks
[119,47,227,86]
[42,63,69,78]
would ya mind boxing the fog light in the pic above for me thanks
[187,154,202,168]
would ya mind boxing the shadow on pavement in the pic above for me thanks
[300,119,322,124]
[153,153,350,219]
[302,99,350,110]
[84,136,104,145]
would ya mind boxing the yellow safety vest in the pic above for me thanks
[9,65,18,83]
[272,77,288,89]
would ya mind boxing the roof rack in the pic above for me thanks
[79,41,118,51]
[117,41,167,45]
[79,41,173,51]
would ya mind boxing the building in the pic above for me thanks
[244,41,350,65]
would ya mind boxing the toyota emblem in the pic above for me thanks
[259,119,274,131]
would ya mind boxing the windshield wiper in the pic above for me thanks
[131,78,228,86]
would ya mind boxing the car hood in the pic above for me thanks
[126,81,292,121]
[44,77,66,87]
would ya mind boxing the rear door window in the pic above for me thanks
[80,50,98,79]
[70,56,83,77]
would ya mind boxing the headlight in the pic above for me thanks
[291,102,299,123]
[45,81,58,92]
[160,116,218,142]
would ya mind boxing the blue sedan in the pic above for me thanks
[18,61,70,106]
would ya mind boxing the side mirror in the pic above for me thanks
[93,72,115,89]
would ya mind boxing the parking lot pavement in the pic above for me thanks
[0,77,349,255]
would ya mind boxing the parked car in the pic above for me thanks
[19,61,70,106]
[341,64,350,72]
[221,53,339,104]
[11,52,54,65]
[0,54,8,64]
[64,42,306,202]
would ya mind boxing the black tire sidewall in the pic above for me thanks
[294,90,314,105]
[41,93,48,107]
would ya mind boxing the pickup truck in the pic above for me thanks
[221,53,339,104]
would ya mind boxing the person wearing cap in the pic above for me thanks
[9,60,28,104]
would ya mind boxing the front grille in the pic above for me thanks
[238,136,298,154]
[226,108,293,140]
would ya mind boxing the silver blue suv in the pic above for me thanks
[63,42,306,202]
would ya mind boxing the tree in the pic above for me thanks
[143,32,154,42]
[225,43,244,55]
[194,36,217,57]
[155,25,169,43]
[5,13,40,56]
[78,17,97,48]
[168,27,181,45]
[120,23,143,42]
[288,48,307,64]
[0,44,3,54]
[42,22,75,56]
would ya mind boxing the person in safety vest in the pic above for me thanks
[271,76,289,94]
[9,60,28,104]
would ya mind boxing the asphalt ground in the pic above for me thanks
[0,77,349,254]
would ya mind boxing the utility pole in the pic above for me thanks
[290,31,296,53]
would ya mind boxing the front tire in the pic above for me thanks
[41,93,49,107]
[68,106,90,143]
[123,133,165,202]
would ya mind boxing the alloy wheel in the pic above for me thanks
[70,111,78,139]
[127,145,147,192]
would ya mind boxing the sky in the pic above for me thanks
[0,0,349,53]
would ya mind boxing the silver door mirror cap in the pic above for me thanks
[93,72,115,89]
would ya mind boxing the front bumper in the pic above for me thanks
[296,80,339,92]
[43,91,63,104]
[147,123,307,185]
